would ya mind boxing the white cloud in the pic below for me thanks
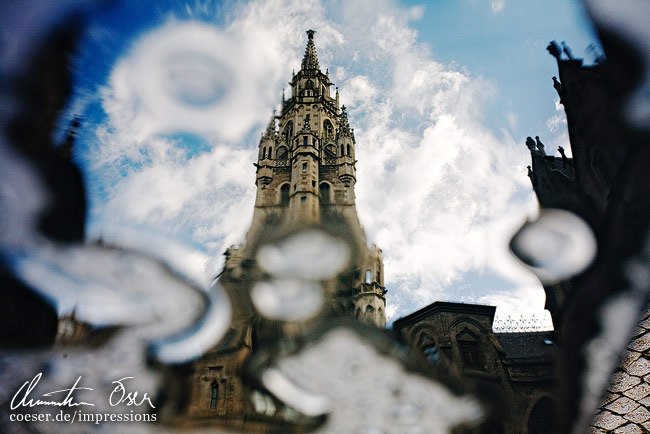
[83,0,545,324]
[546,114,565,132]
[506,111,517,129]
[491,0,506,14]
[544,97,572,157]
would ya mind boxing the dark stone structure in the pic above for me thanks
[393,302,556,434]
[527,36,650,432]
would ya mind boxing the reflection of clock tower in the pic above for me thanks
[238,29,386,326]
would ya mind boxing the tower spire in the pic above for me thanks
[301,29,320,71]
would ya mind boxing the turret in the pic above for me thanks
[337,106,356,189]
[254,114,276,202]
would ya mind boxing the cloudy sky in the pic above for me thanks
[66,0,601,325]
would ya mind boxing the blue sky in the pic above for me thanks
[64,0,601,325]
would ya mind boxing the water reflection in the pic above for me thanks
[251,279,324,321]
[249,326,482,434]
[1,1,650,434]
[510,209,597,284]
[256,230,351,281]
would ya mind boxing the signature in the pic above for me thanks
[10,373,156,410]
[109,377,155,409]
[11,373,94,409]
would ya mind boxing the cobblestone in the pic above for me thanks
[626,357,650,377]
[624,405,650,424]
[610,371,642,393]
[613,424,643,434]
[593,411,628,430]
[629,332,650,353]
[623,383,650,402]
[606,396,640,415]
[592,312,650,432]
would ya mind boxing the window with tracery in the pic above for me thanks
[210,382,219,409]
[457,331,484,369]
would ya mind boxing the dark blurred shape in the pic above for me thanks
[1,18,86,348]
[510,209,596,284]
[523,2,650,429]
[0,269,58,347]
[6,25,87,243]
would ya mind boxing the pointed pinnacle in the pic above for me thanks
[301,29,320,71]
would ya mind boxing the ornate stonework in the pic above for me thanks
[178,30,386,427]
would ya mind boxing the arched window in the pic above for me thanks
[376,261,381,283]
[280,184,290,205]
[267,146,272,158]
[527,398,555,434]
[340,145,344,156]
[283,121,293,141]
[365,269,372,284]
[320,183,330,204]
[276,146,288,160]
[457,330,484,369]
[323,120,334,138]
[324,145,336,159]
[365,305,374,313]
[303,136,308,146]
[347,144,351,156]
[262,147,266,159]
[210,382,219,409]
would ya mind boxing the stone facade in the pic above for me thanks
[393,301,556,434]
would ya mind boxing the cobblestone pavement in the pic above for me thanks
[591,311,650,433]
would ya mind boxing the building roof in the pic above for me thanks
[494,331,556,362]
[393,301,496,329]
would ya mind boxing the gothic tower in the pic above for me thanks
[227,29,386,328]
[183,30,386,423]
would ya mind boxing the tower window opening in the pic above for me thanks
[302,162,307,171]
[210,383,219,409]
[301,196,306,203]
[276,146,288,160]
[284,121,293,140]
[303,136,308,146]
[340,145,344,156]
[457,334,484,369]
[320,183,330,204]
[280,184,290,205]
[365,269,372,284]
[324,120,333,138]
[312,180,316,187]
[324,145,336,159]
[262,148,266,159]
[376,271,380,283]
[347,144,351,156]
